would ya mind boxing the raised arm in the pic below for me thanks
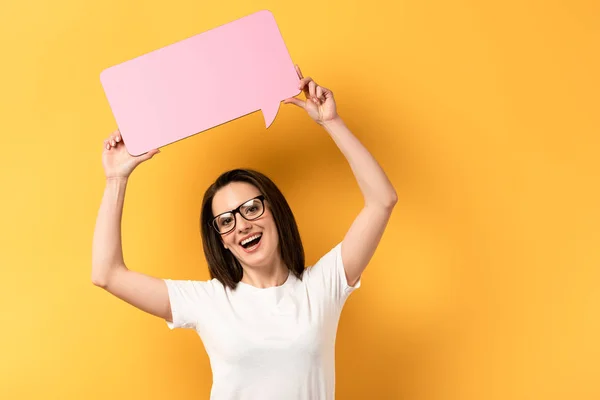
[284,66,397,286]
[320,117,397,286]
[91,131,172,321]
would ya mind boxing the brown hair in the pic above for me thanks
[200,169,305,290]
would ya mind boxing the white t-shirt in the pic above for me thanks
[163,242,361,400]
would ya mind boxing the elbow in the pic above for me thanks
[388,191,398,207]
[381,191,398,209]
[91,265,110,288]
[91,274,107,288]
[91,263,124,288]
[366,192,398,209]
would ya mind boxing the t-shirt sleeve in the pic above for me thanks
[304,241,362,311]
[163,279,215,330]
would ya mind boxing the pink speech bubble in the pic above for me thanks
[100,10,300,156]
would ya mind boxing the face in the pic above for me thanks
[211,182,280,269]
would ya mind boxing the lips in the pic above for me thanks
[239,232,263,247]
[239,233,263,253]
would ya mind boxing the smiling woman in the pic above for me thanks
[91,66,397,399]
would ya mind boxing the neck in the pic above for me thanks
[240,256,289,288]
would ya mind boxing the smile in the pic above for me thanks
[239,233,263,250]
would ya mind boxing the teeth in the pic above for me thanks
[240,233,262,246]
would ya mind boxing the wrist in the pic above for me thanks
[320,116,345,130]
[106,176,129,184]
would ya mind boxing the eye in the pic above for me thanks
[220,217,233,226]
[243,204,262,216]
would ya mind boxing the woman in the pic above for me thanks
[92,65,398,399]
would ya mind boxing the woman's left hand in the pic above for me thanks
[283,65,338,125]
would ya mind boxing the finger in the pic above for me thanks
[321,86,334,100]
[298,77,313,92]
[316,86,324,100]
[283,97,306,108]
[295,65,304,79]
[139,148,160,161]
[308,80,317,100]
[314,86,325,105]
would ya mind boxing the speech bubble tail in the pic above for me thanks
[261,101,281,128]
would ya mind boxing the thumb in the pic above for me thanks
[283,97,305,109]
[138,148,160,162]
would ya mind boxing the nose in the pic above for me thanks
[235,211,252,232]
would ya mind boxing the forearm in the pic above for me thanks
[321,117,397,207]
[91,177,129,285]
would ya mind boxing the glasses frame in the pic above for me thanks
[210,195,266,235]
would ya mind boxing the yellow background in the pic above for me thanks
[1,0,598,399]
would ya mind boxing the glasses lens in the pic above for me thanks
[241,198,264,219]
[214,213,235,233]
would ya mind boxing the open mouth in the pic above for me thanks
[240,233,263,249]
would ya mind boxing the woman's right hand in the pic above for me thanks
[102,130,160,179]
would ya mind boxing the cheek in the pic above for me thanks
[222,234,236,249]
[266,221,279,242]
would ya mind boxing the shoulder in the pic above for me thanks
[303,242,343,281]
[163,277,224,298]
[302,241,361,304]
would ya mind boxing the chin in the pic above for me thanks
[239,236,275,265]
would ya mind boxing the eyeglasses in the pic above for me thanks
[210,195,266,235]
